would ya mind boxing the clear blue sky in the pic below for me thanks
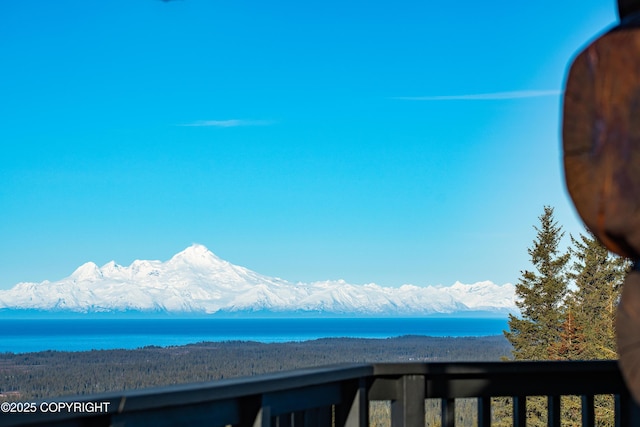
[0,0,619,290]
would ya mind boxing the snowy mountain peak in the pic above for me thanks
[0,246,517,315]
[168,244,225,268]
[70,262,102,281]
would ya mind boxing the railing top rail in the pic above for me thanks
[60,362,373,406]
[369,360,625,400]
[372,359,620,376]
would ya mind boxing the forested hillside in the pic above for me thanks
[0,335,511,401]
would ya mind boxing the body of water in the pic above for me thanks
[0,317,509,353]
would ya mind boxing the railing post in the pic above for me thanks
[335,378,369,427]
[581,395,595,427]
[513,396,526,427]
[390,375,425,427]
[547,395,560,427]
[477,397,491,427]
[441,398,455,427]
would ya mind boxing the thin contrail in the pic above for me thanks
[179,119,274,127]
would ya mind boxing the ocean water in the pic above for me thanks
[0,317,509,354]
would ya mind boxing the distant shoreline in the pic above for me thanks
[0,317,509,354]
[2,334,510,355]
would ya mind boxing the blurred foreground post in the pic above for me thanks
[563,0,640,406]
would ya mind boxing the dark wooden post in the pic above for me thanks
[563,0,640,408]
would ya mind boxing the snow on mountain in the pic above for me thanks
[446,281,516,311]
[0,244,517,315]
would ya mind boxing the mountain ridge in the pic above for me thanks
[0,244,517,316]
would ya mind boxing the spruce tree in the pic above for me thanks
[505,206,570,360]
[547,310,587,360]
[568,231,631,359]
[565,232,630,427]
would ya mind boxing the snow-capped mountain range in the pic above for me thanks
[0,244,516,316]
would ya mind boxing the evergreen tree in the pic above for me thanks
[547,310,587,360]
[567,231,631,360]
[565,231,630,426]
[499,210,626,426]
[505,206,570,360]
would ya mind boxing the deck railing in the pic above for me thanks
[1,360,638,427]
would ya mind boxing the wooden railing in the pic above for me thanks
[1,360,638,427]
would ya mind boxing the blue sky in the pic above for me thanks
[0,0,619,290]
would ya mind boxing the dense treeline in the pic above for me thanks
[501,206,631,426]
[0,335,511,402]
[506,206,630,362]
